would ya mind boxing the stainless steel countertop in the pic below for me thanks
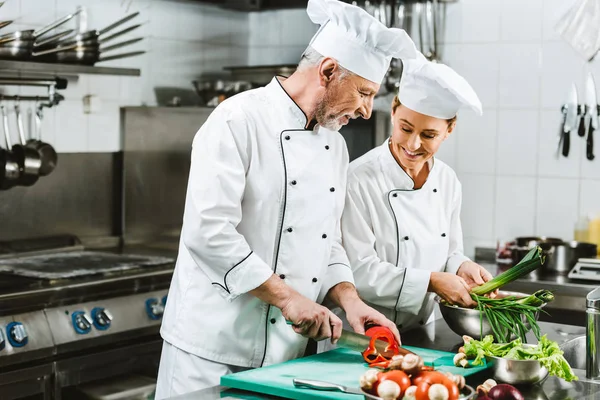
[165,318,600,400]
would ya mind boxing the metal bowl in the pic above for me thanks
[361,384,476,399]
[436,291,542,340]
[485,345,549,385]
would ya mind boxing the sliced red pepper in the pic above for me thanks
[362,326,400,365]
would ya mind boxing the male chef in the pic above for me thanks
[155,0,417,397]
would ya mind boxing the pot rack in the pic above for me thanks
[0,77,67,108]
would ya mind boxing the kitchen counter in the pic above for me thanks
[165,318,600,400]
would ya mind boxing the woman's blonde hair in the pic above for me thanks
[392,96,457,126]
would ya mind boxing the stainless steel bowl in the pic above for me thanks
[436,291,542,340]
[485,345,549,385]
[361,384,476,399]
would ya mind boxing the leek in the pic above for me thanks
[471,246,544,296]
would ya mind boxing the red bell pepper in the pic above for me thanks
[362,325,400,365]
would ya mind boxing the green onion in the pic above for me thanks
[471,246,544,296]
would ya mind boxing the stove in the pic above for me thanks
[0,235,176,400]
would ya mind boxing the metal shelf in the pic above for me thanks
[0,59,140,77]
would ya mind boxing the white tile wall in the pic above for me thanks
[5,0,250,153]
[496,110,539,176]
[535,178,580,239]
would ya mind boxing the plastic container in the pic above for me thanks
[575,216,590,242]
[588,214,600,256]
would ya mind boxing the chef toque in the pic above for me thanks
[398,54,483,119]
[306,0,417,84]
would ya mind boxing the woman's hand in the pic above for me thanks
[457,261,498,298]
[429,272,476,307]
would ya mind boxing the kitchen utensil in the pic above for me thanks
[29,104,57,177]
[101,37,143,52]
[335,327,417,358]
[436,291,543,339]
[486,345,549,385]
[0,9,80,45]
[0,21,13,30]
[222,346,490,399]
[224,64,296,86]
[293,379,380,399]
[558,83,579,158]
[33,29,74,49]
[556,0,600,61]
[568,258,600,281]
[0,104,20,190]
[10,101,41,186]
[58,12,139,46]
[33,43,145,65]
[360,385,476,400]
[585,72,597,160]
[0,40,32,60]
[542,241,597,274]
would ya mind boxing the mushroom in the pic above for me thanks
[476,379,497,396]
[388,354,405,370]
[462,335,473,344]
[453,353,468,367]
[402,385,417,400]
[428,383,449,400]
[359,369,380,391]
[401,353,424,375]
[458,346,465,354]
[377,380,401,400]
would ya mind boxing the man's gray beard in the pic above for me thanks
[314,97,342,131]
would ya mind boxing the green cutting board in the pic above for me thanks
[221,347,490,400]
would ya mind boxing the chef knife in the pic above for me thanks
[293,378,382,400]
[285,320,417,357]
[586,73,597,160]
[560,83,579,157]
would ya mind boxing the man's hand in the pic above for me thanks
[429,271,476,307]
[326,282,400,345]
[280,292,343,343]
[344,298,401,344]
[457,261,498,298]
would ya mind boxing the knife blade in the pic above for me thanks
[336,328,417,358]
[561,83,579,157]
[293,378,382,400]
[586,73,597,160]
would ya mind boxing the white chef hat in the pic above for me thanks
[306,0,417,84]
[398,55,483,119]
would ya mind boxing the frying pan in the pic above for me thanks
[9,102,41,186]
[0,105,20,190]
[58,12,139,46]
[33,29,74,49]
[33,38,145,65]
[0,10,80,45]
[57,29,143,51]
[0,40,32,60]
[27,105,57,177]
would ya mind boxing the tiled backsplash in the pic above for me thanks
[5,0,599,254]
[0,0,249,153]
[245,0,600,255]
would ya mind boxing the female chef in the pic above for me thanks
[341,57,494,331]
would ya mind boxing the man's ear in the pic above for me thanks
[318,57,338,86]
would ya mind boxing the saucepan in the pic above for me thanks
[0,9,80,45]
[33,45,145,65]
[8,102,41,186]
[56,12,140,47]
[0,105,21,190]
[28,103,57,177]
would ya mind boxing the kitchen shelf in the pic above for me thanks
[0,59,140,77]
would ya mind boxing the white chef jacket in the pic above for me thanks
[341,140,470,331]
[160,77,354,368]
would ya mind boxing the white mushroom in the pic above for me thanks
[388,354,405,370]
[476,378,497,396]
[427,383,449,400]
[453,353,467,367]
[359,369,380,391]
[401,353,424,375]
[402,385,417,400]
[377,380,401,400]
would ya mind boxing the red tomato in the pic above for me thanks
[378,370,411,397]
[412,371,459,400]
[414,381,431,400]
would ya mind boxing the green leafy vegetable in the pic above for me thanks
[462,335,578,382]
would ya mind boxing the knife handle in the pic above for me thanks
[293,379,345,392]
[587,123,595,161]
[562,130,570,157]
[579,111,587,137]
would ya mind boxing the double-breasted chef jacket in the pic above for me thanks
[341,139,470,331]
[160,76,355,368]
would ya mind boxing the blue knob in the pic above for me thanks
[91,307,113,331]
[72,311,92,334]
[145,298,164,320]
[6,322,28,347]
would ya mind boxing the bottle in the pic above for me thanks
[588,214,600,256]
[575,215,590,242]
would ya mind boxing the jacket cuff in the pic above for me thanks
[317,263,355,304]
[395,268,431,314]
[446,254,471,275]
[213,252,274,301]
